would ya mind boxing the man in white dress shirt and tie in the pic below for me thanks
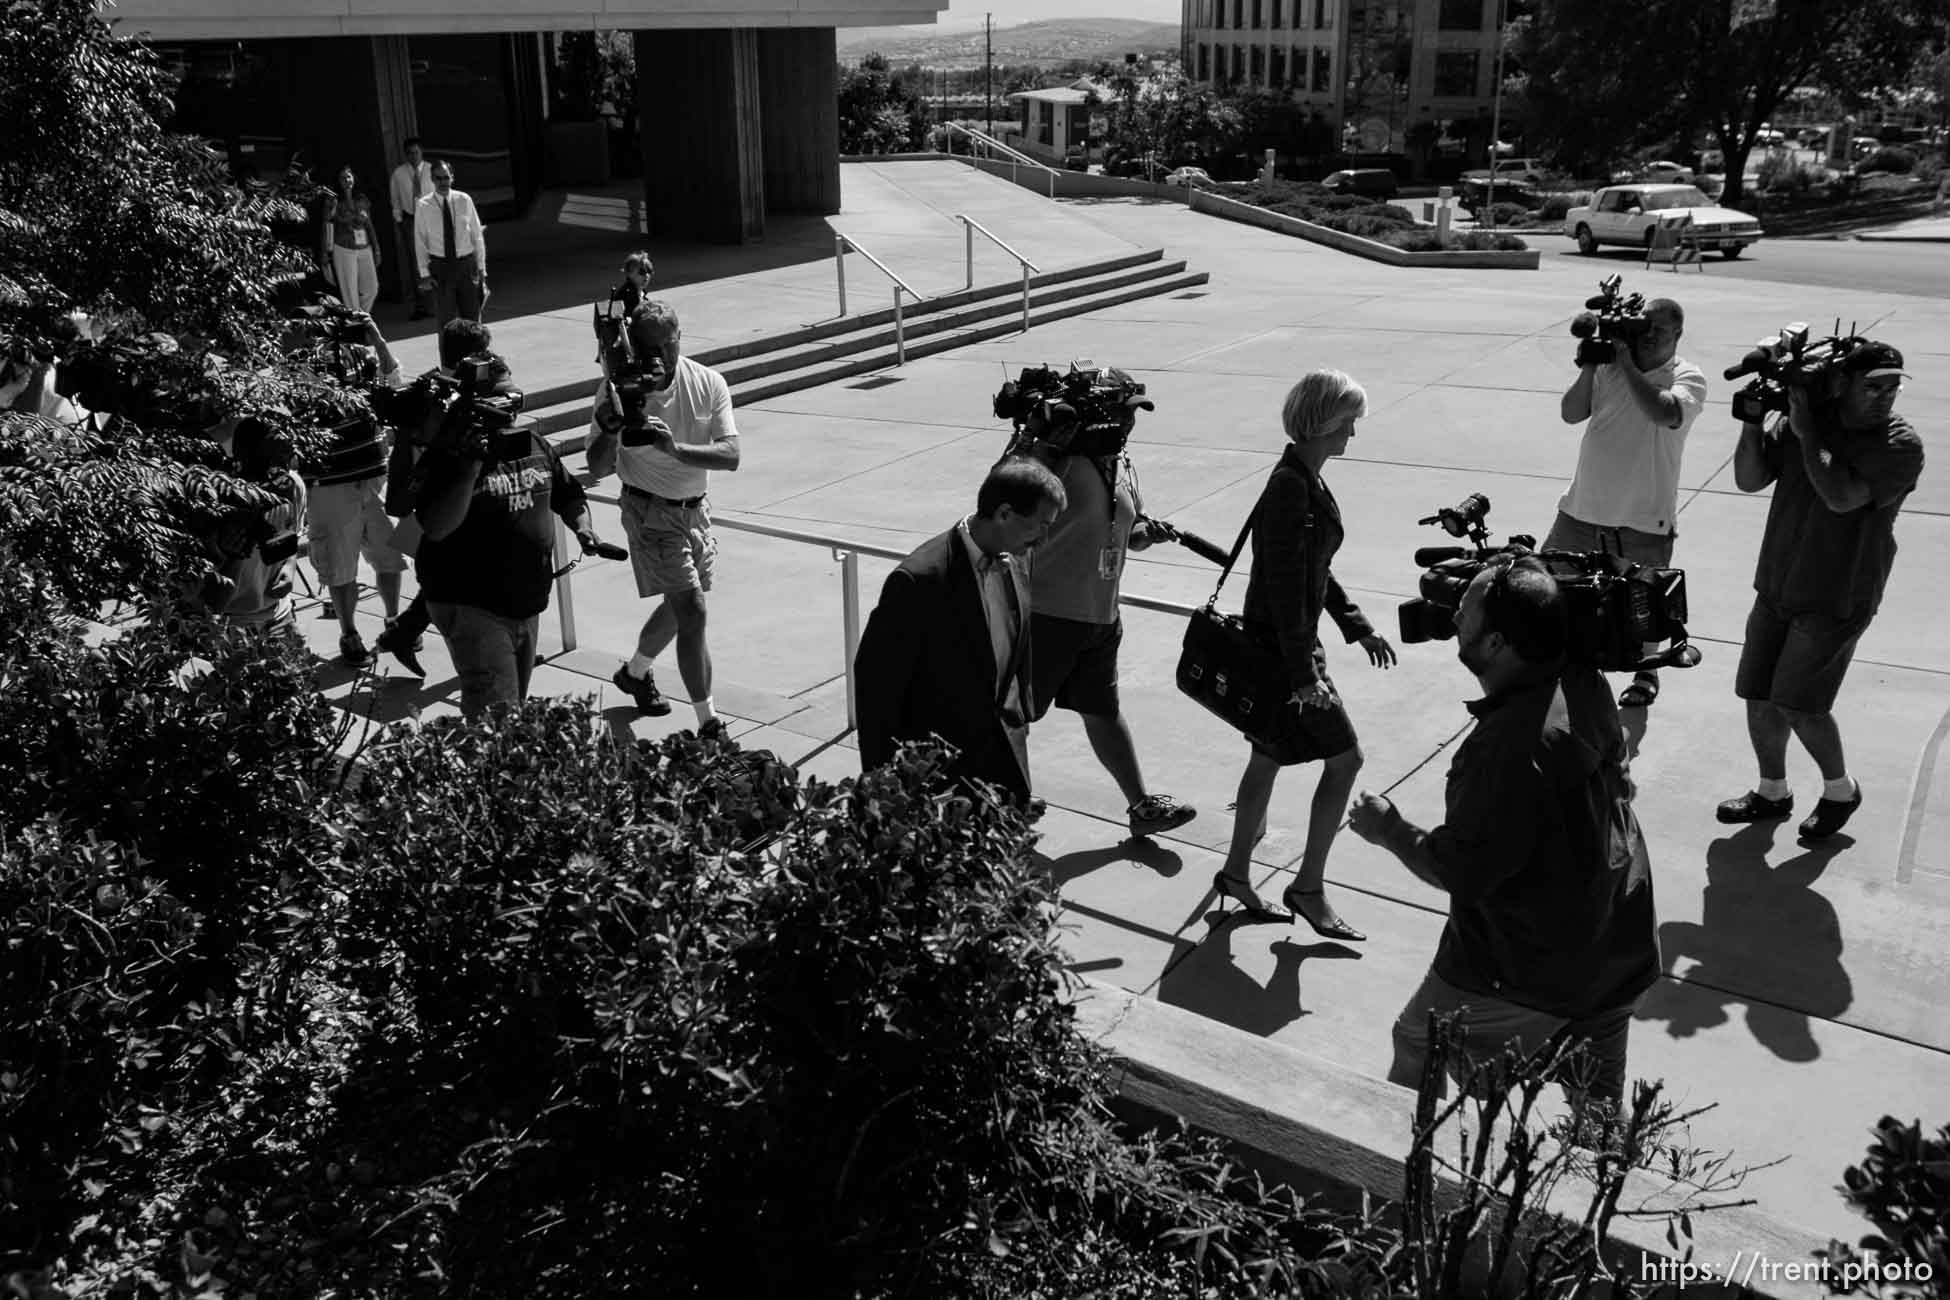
[388,137,432,319]
[414,160,485,327]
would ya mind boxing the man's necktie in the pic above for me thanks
[442,199,457,262]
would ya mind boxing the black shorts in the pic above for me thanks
[1734,595,1870,714]
[1252,642,1358,767]
[1030,613,1122,719]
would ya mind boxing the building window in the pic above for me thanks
[1270,46,1286,86]
[1199,42,1210,80]
[1438,0,1481,30]
[1251,44,1265,82]
[1233,44,1246,83]
[1434,50,1479,97]
[1314,0,1332,28]
[1271,0,1283,26]
[1233,0,1244,30]
[1252,0,1263,28]
[1038,100,1054,145]
[1310,45,1331,92]
[1215,0,1226,29]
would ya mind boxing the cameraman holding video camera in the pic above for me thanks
[1553,294,1707,710]
[1719,340,1924,840]
[206,417,307,632]
[586,301,741,734]
[1350,556,1658,1109]
[1004,365,1197,839]
[410,357,613,718]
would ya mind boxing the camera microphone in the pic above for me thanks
[1724,347,1773,382]
[1414,546,1470,567]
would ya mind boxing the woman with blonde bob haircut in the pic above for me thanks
[1212,368,1397,939]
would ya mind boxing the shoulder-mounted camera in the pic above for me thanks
[994,360,1154,459]
[1396,492,1699,674]
[373,352,524,459]
[1723,323,1871,423]
[1567,274,1649,366]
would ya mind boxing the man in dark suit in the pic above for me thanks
[855,458,1067,803]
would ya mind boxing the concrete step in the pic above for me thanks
[514,247,1171,415]
[714,258,1193,388]
[527,258,1208,448]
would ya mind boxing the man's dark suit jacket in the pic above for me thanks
[855,525,1033,799]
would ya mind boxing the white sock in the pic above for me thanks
[1756,777,1791,801]
[1822,774,1858,802]
[694,696,716,726]
[627,653,654,676]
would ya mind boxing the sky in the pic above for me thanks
[919,0,1182,31]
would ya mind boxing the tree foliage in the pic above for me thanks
[0,0,355,611]
[1514,0,1950,201]
[838,53,930,154]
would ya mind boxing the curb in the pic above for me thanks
[1189,189,1540,269]
[1852,233,1950,243]
[1075,979,1830,1300]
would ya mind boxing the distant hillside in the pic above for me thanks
[837,18,1181,68]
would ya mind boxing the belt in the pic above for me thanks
[622,483,706,509]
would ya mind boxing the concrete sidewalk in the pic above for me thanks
[1853,210,1950,241]
[321,161,1950,1247]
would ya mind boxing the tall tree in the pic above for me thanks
[1516,0,1950,202]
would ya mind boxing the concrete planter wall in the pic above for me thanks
[1075,979,1825,1300]
[1190,188,1540,270]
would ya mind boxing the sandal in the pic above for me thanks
[1618,678,1659,709]
[1213,872,1289,924]
[1281,886,1367,943]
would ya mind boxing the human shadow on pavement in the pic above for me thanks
[1158,926,1360,1038]
[1039,837,1185,891]
[1634,819,1854,1062]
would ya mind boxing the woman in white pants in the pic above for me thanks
[321,165,381,313]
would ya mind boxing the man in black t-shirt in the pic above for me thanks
[1718,341,1925,841]
[412,418,612,717]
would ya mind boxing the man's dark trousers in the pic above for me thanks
[427,255,482,326]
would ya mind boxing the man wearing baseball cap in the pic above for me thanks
[1719,340,1924,841]
[1015,368,1198,840]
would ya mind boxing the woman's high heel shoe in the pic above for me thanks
[1213,872,1290,923]
[1281,886,1366,942]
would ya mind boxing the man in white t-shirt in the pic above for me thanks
[1549,297,1707,709]
[586,301,741,733]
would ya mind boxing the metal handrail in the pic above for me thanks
[548,504,1202,735]
[942,122,1058,199]
[707,513,1199,734]
[956,214,1040,333]
[833,233,930,365]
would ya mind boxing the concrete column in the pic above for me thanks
[757,28,840,215]
[633,28,764,244]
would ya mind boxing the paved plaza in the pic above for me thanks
[321,161,1949,1243]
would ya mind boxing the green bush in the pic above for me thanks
[1538,193,1578,221]
[1818,1116,1950,1294]
[1858,147,1917,175]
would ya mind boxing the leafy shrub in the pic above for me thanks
[1538,193,1579,221]
[1487,202,1534,228]
[1452,231,1530,252]
[1818,1116,1950,1295]
[1858,147,1917,175]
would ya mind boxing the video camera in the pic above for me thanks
[373,352,524,461]
[1567,275,1648,367]
[1395,493,1699,674]
[1723,322,1870,423]
[995,360,1154,459]
[177,459,303,611]
[592,299,669,439]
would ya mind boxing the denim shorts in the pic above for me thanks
[427,602,538,718]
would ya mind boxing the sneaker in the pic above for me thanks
[338,630,371,668]
[697,717,730,742]
[1798,787,1863,841]
[612,664,671,716]
[1129,793,1198,838]
[376,621,426,677]
[1715,790,1794,824]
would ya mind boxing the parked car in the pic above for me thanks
[1563,183,1763,259]
[1163,166,1212,188]
[1462,156,1547,185]
[1322,168,1399,199]
[1611,159,1695,184]
[1458,176,1541,215]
